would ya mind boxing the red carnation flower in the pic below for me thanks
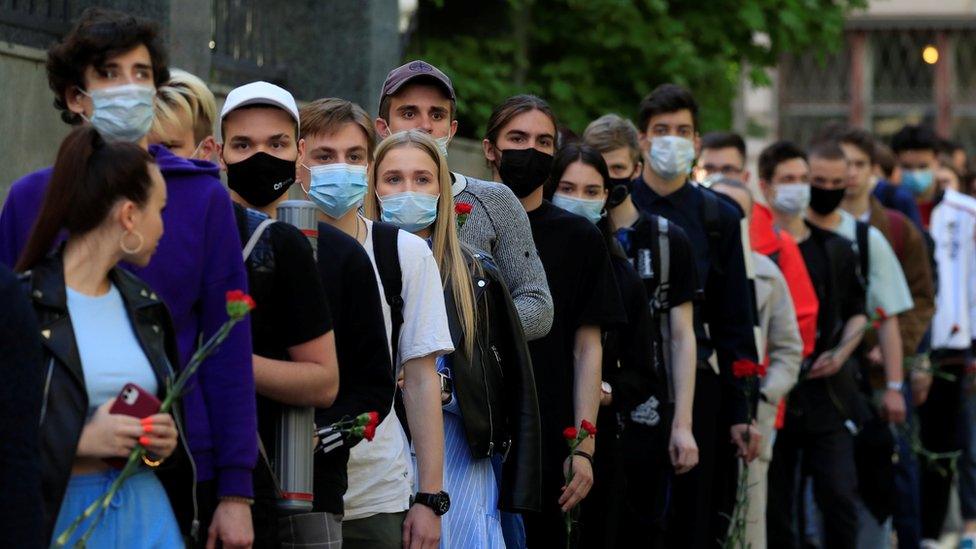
[455,203,473,215]
[563,427,578,441]
[871,320,882,330]
[367,411,380,426]
[581,420,597,437]
[874,307,888,321]
[732,359,759,378]
[243,295,256,311]
[363,423,377,441]
[226,289,245,302]
[756,362,768,378]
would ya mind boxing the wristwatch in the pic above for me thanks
[601,381,612,395]
[412,491,451,516]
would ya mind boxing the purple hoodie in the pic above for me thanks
[0,145,257,498]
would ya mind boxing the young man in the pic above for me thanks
[893,123,976,546]
[758,141,867,548]
[218,81,341,545]
[630,84,760,548]
[833,125,934,549]
[0,8,256,547]
[892,125,943,228]
[482,94,625,547]
[699,131,819,361]
[298,98,451,549]
[710,178,803,549]
[582,114,700,546]
[696,131,750,185]
[582,113,699,474]
[374,60,554,341]
[872,141,923,229]
[148,68,221,162]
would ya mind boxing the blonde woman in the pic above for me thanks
[148,69,219,161]
[365,130,542,548]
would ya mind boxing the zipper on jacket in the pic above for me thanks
[172,401,200,541]
[39,358,54,425]
[478,338,495,458]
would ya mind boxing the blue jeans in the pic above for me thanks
[492,454,526,549]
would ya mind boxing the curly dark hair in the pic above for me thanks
[47,7,169,125]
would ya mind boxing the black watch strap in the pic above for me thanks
[412,491,451,516]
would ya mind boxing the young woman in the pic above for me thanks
[548,142,699,548]
[364,129,542,548]
[482,94,625,547]
[16,126,193,547]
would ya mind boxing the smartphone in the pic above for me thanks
[109,383,161,419]
[105,383,161,468]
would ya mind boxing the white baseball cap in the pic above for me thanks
[220,81,299,129]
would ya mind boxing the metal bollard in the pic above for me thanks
[273,200,320,514]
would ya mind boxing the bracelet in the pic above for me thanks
[886,381,904,391]
[219,496,255,506]
[572,450,594,466]
[141,454,164,468]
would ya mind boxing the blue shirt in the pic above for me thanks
[66,284,157,416]
[874,180,923,230]
[631,177,759,422]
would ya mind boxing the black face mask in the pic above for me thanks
[809,186,845,215]
[606,177,632,208]
[498,148,554,198]
[226,151,296,208]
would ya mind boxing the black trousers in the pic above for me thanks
[767,420,859,549]
[918,359,966,539]
[664,369,738,549]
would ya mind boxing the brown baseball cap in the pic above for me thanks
[380,60,456,102]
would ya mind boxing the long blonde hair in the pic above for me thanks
[364,130,478,356]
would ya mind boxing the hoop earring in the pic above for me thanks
[120,230,144,255]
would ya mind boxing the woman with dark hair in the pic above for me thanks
[18,126,193,547]
[483,95,625,547]
[550,142,700,547]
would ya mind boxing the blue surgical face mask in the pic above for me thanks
[902,169,934,196]
[80,84,155,142]
[552,193,604,224]
[304,163,368,219]
[378,191,440,233]
[649,136,696,181]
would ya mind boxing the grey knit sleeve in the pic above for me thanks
[455,178,554,340]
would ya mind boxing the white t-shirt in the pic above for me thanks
[343,218,454,520]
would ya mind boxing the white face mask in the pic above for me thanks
[649,136,696,181]
[434,135,451,159]
[771,183,811,215]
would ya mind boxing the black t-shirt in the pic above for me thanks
[311,222,395,514]
[602,254,659,416]
[527,201,626,473]
[233,204,333,463]
[792,221,866,431]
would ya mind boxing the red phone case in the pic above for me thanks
[105,383,161,469]
[109,383,161,419]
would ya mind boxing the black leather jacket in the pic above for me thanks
[444,251,541,513]
[23,252,196,543]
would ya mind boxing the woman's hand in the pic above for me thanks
[76,399,143,458]
[139,413,178,460]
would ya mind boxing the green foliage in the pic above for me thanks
[405,0,865,138]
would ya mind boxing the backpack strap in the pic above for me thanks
[855,220,870,285]
[372,222,412,441]
[651,215,675,402]
[242,217,277,262]
[371,222,404,366]
[884,210,907,262]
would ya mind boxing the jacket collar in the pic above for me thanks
[28,251,170,391]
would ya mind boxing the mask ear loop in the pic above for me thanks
[298,163,311,195]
